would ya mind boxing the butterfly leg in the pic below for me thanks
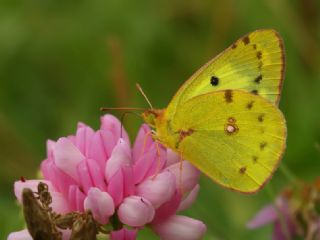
[141,130,163,180]
[140,130,153,159]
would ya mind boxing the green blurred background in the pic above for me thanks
[0,0,319,239]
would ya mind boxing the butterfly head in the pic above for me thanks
[141,109,164,128]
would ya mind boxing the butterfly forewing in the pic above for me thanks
[167,90,286,193]
[167,29,285,116]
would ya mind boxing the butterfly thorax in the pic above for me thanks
[142,109,182,151]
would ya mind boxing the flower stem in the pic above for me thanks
[110,213,123,231]
[279,162,297,184]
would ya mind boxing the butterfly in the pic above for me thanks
[142,29,287,193]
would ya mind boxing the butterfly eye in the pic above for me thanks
[210,76,219,86]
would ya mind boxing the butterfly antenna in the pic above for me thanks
[100,107,147,111]
[136,83,154,109]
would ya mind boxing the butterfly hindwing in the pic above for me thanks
[167,29,285,116]
[166,90,286,193]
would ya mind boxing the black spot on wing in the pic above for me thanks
[210,76,219,86]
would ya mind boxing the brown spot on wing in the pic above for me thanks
[179,129,194,139]
[232,43,237,49]
[258,114,265,122]
[242,36,250,45]
[247,101,254,109]
[224,90,233,103]
[260,142,267,150]
[175,128,195,149]
[252,156,258,162]
[254,75,262,84]
[251,90,258,95]
[239,167,247,174]
[228,117,236,123]
[257,51,262,59]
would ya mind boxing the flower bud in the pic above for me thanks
[84,187,115,224]
[118,196,155,227]
[153,215,206,240]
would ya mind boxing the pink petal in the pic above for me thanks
[68,185,85,211]
[53,137,85,180]
[61,229,72,240]
[107,168,124,206]
[76,160,94,194]
[75,124,95,156]
[144,144,167,179]
[247,204,278,229]
[86,158,107,191]
[118,196,155,227]
[14,180,54,203]
[7,229,32,240]
[46,139,56,159]
[152,191,182,224]
[75,187,86,211]
[50,192,70,213]
[77,122,87,128]
[133,143,166,184]
[166,161,200,192]
[14,180,69,214]
[110,228,138,240]
[105,139,131,181]
[165,149,180,167]
[67,135,76,145]
[133,145,157,184]
[136,171,176,208]
[273,220,288,240]
[152,215,207,240]
[100,130,117,159]
[7,229,71,240]
[68,185,78,211]
[178,184,200,212]
[84,187,115,224]
[87,131,108,170]
[122,165,135,197]
[132,124,152,163]
[41,159,77,197]
[100,114,130,145]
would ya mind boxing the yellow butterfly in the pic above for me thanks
[142,29,287,193]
